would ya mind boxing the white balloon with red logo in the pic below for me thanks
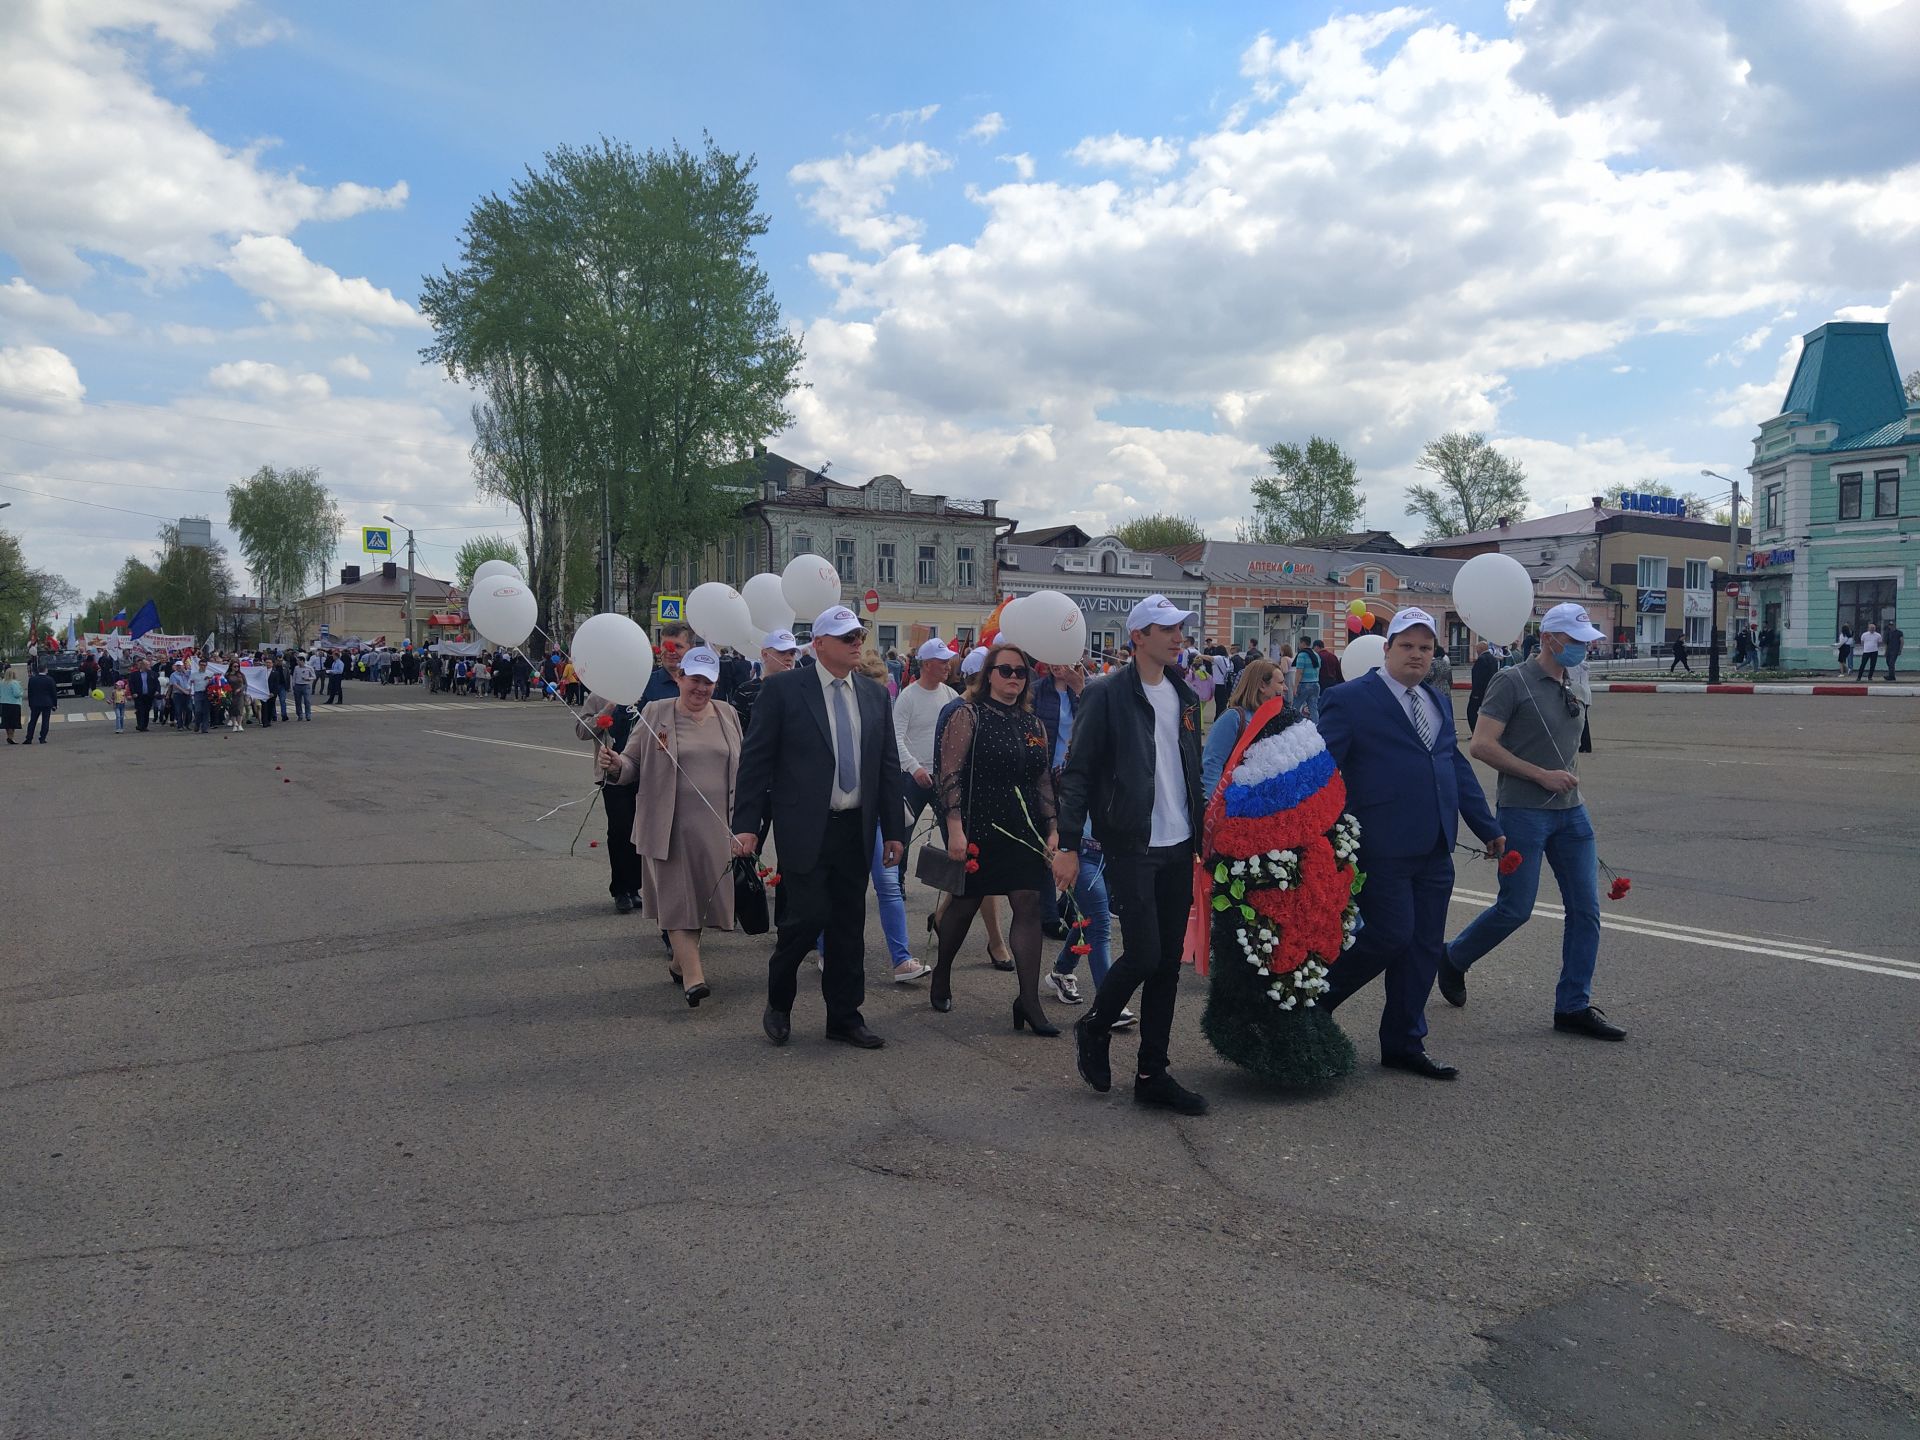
[781,554,842,619]
[1004,589,1087,665]
[570,612,654,705]
[742,572,794,635]
[1451,553,1534,646]
[468,577,537,647]
[686,582,755,651]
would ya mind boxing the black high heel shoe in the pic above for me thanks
[1011,999,1059,1037]
[684,982,710,1008]
[929,965,953,1013]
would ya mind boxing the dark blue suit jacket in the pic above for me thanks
[1317,670,1498,861]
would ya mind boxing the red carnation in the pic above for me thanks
[1608,877,1631,901]
[966,842,980,857]
[965,859,980,873]
[765,872,781,887]
[1073,917,1090,929]
[589,840,599,848]
[1498,850,1524,876]
[594,713,613,730]
[1071,942,1091,955]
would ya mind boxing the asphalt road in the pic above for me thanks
[4,686,1917,1439]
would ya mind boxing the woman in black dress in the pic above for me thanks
[929,644,1061,1034]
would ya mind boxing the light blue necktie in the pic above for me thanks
[831,678,858,794]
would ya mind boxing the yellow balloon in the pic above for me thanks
[1347,599,1367,617]
[90,688,106,701]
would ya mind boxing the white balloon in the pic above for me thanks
[1451,553,1535,646]
[569,612,654,705]
[742,572,794,633]
[468,578,537,647]
[1342,633,1387,677]
[1005,590,1087,665]
[781,553,842,619]
[994,595,1030,647]
[686,581,756,651]
[470,558,522,587]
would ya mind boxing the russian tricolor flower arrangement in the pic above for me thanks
[1199,699,1363,1090]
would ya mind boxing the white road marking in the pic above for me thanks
[1448,887,1920,981]
[425,729,583,759]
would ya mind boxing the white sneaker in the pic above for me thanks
[1044,972,1083,1004]
[890,959,930,983]
[1109,1008,1137,1030]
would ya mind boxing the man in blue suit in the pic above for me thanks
[1316,609,1503,1080]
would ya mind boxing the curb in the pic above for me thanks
[1448,679,1919,698]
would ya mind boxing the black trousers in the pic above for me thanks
[601,782,643,898]
[134,695,152,731]
[1669,654,1691,673]
[25,706,52,742]
[767,810,871,1028]
[1324,839,1452,1059]
[1086,840,1194,1078]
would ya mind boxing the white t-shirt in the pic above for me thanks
[1141,676,1191,846]
[1860,630,1882,655]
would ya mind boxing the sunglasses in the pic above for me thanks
[991,664,1029,680]
[1558,680,1584,718]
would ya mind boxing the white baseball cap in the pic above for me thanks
[1541,602,1604,642]
[1386,606,1439,640]
[761,629,799,653]
[678,645,721,681]
[916,637,956,661]
[960,646,989,676]
[1126,594,1196,633]
[811,605,865,639]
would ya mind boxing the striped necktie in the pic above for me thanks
[1406,684,1435,749]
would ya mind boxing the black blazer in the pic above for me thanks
[731,666,904,874]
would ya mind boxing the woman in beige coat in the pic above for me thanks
[597,646,747,1006]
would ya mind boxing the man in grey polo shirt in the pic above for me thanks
[1439,603,1625,1041]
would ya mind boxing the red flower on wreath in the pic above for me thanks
[965,859,981,874]
[1608,876,1631,900]
[966,842,980,857]
[1498,849,1524,876]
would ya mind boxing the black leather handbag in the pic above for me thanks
[915,704,977,893]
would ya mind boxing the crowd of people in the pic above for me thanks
[570,592,1625,1117]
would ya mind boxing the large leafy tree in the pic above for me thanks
[1404,431,1530,540]
[453,533,524,587]
[1114,513,1205,552]
[422,135,805,624]
[224,465,343,643]
[108,524,234,644]
[0,527,79,651]
[1241,436,1365,544]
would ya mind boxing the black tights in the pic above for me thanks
[932,889,1045,1014]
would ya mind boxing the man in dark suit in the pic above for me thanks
[126,657,159,732]
[1316,609,1503,1080]
[733,604,906,1049]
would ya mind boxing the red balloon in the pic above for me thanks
[1346,615,1363,634]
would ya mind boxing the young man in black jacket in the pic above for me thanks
[1053,595,1209,1115]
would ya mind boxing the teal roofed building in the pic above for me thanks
[1744,321,1916,673]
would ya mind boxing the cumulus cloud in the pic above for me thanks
[967,112,1006,142]
[788,142,953,251]
[0,278,132,337]
[776,7,1920,537]
[881,103,941,129]
[998,153,1036,181]
[0,1,407,284]
[0,344,86,412]
[329,353,372,381]
[207,359,330,401]
[1069,133,1183,175]
[222,235,427,329]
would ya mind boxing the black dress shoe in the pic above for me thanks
[825,1023,884,1049]
[762,1006,790,1046]
[1073,1014,1112,1092]
[1437,948,1467,1008]
[1134,1071,1208,1115]
[1554,1006,1627,1041]
[615,893,634,914]
[1382,1050,1458,1080]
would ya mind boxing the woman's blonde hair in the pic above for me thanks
[857,652,889,682]
[1228,658,1280,711]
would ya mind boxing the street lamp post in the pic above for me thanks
[1706,555,1726,684]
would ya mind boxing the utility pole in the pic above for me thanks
[383,514,417,649]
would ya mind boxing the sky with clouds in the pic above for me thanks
[2,0,1916,607]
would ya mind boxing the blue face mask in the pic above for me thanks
[1555,641,1589,668]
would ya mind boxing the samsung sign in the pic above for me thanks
[1618,492,1689,517]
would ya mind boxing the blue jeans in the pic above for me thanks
[1294,680,1320,721]
[293,684,312,719]
[113,702,126,732]
[1051,846,1112,987]
[819,833,913,967]
[1447,804,1600,1013]
[192,692,209,732]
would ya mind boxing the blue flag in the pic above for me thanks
[128,598,161,638]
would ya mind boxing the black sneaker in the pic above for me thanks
[1134,1072,1209,1115]
[1073,1014,1111,1093]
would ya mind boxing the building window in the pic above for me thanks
[1295,611,1324,647]
[1636,555,1665,590]
[1685,614,1710,648]
[724,537,738,585]
[1231,609,1262,648]
[1838,472,1862,521]
[1684,558,1710,592]
[1636,613,1665,652]
[1875,470,1900,518]
[1090,629,1118,660]
[1765,486,1781,529]
[685,554,701,589]
[918,545,937,586]
[956,545,975,589]
[955,626,975,648]
[835,536,857,577]
[876,542,896,585]
[793,532,813,564]
[1837,578,1897,640]
[877,624,898,653]
[1363,571,1380,595]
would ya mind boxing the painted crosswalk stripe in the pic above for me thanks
[425,729,583,759]
[1449,887,1919,980]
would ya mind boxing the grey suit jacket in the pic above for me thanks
[731,666,904,874]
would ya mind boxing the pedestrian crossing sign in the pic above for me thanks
[362,527,392,554]
[654,595,684,625]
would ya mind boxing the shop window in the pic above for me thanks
[1837,578,1897,639]
[1231,609,1262,648]
[1685,615,1710,648]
